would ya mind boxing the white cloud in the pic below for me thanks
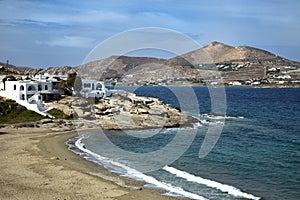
[0,0,131,27]
[0,0,182,28]
[36,36,95,48]
[1,0,299,66]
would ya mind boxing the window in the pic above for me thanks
[14,85,16,90]
[38,85,42,91]
[84,83,91,88]
[21,94,25,100]
[45,85,48,90]
[20,85,24,91]
[52,82,58,90]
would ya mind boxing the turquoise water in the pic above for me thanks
[69,87,300,200]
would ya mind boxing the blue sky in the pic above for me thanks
[0,0,299,67]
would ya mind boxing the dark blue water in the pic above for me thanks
[73,87,300,200]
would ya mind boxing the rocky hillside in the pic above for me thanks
[0,61,39,75]
[76,56,166,80]
[0,63,24,75]
[0,61,75,76]
[168,42,300,84]
[75,42,300,86]
[172,41,300,68]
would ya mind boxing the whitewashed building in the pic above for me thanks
[81,79,112,98]
[2,79,59,103]
[0,75,61,118]
[0,74,112,117]
[82,79,97,92]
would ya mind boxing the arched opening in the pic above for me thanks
[28,85,36,91]
[38,85,42,91]
[20,85,25,91]
[45,85,48,90]
[21,94,25,100]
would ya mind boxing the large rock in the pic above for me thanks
[95,92,198,130]
[49,91,199,130]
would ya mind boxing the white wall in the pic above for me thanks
[82,79,97,91]
[0,82,4,91]
[4,81,20,100]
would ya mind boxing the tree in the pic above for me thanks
[66,72,75,87]
[74,75,82,92]
[59,79,71,95]
[59,72,82,95]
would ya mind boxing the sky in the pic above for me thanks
[0,0,299,68]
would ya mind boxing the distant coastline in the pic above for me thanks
[1,41,300,89]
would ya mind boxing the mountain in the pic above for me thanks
[169,41,298,65]
[164,42,300,84]
[74,41,300,85]
[2,42,300,86]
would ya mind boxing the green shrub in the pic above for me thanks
[47,109,73,119]
[0,99,44,124]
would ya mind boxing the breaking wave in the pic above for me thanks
[163,166,260,200]
[69,135,208,200]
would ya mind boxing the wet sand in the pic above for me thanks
[0,127,184,200]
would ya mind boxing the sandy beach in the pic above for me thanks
[0,127,183,200]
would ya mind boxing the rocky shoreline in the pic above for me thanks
[94,92,198,130]
[38,91,199,131]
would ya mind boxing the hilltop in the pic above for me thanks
[2,42,300,86]
[171,41,287,64]
[0,62,22,75]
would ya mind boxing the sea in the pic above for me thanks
[67,86,300,200]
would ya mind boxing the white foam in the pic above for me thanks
[163,166,261,200]
[200,114,245,120]
[199,119,225,125]
[193,122,203,128]
[74,136,208,200]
